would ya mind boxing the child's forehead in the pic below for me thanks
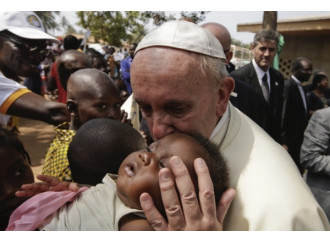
[154,134,202,157]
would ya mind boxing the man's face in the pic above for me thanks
[131,47,224,141]
[252,40,277,72]
[129,44,136,59]
[296,60,313,83]
[116,133,200,215]
[0,32,48,77]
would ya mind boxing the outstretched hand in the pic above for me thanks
[15,174,80,197]
[140,156,236,231]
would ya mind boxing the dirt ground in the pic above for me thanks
[17,118,56,181]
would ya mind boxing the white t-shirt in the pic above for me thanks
[39,174,144,231]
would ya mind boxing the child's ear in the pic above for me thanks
[67,100,78,117]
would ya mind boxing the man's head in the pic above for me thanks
[201,22,233,64]
[116,133,229,216]
[128,43,137,59]
[291,57,313,83]
[56,50,92,91]
[251,29,279,72]
[66,68,122,130]
[131,20,234,140]
[68,118,147,186]
[0,11,59,78]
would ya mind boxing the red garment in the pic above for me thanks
[50,62,67,104]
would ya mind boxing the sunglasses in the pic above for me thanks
[0,31,50,58]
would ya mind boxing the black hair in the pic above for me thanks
[311,74,328,90]
[189,134,229,203]
[67,118,147,185]
[63,34,80,51]
[291,57,311,73]
[0,126,30,164]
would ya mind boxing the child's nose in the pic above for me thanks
[139,152,151,166]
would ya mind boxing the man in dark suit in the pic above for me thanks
[230,29,284,144]
[202,22,263,126]
[282,57,313,175]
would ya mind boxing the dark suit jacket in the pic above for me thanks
[230,62,284,143]
[230,78,263,126]
[281,77,309,170]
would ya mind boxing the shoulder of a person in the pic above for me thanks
[230,63,252,77]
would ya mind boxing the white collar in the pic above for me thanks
[252,58,269,80]
[291,75,302,86]
[210,105,229,140]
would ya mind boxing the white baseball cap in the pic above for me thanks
[0,11,60,43]
[135,20,226,62]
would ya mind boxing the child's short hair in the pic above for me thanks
[190,134,229,203]
[0,126,30,164]
[67,118,147,185]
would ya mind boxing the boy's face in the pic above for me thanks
[0,146,34,227]
[116,133,201,214]
[73,76,122,126]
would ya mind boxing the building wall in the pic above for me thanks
[278,35,330,83]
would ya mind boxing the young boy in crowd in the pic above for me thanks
[9,118,229,231]
[0,126,34,230]
[41,68,131,182]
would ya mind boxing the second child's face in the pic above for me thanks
[116,133,201,214]
[0,146,34,229]
[77,80,122,125]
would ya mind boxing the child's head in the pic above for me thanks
[0,127,34,230]
[56,50,92,91]
[66,68,122,130]
[67,118,147,186]
[116,133,229,216]
[85,48,109,75]
[113,77,129,105]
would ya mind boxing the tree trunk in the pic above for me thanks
[262,11,277,30]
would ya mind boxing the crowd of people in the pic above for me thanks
[0,11,330,231]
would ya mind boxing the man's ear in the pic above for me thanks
[67,100,78,117]
[216,77,235,117]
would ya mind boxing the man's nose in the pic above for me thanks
[151,115,175,141]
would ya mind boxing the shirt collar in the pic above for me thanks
[210,105,229,140]
[252,58,269,80]
[291,75,302,86]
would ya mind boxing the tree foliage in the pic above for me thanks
[34,11,60,33]
[75,11,209,47]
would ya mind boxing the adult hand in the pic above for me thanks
[140,156,235,231]
[15,174,79,197]
[44,101,69,126]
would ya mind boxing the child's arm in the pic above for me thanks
[15,174,82,197]
[119,214,154,231]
